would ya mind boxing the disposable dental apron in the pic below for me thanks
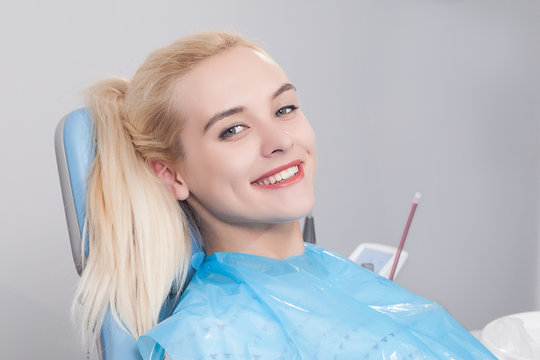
[138,244,495,359]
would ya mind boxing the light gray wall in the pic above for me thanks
[0,1,538,358]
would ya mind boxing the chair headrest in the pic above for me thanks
[55,108,94,275]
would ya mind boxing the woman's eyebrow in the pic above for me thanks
[203,83,296,133]
[204,106,244,133]
[272,83,296,99]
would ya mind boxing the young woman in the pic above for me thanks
[76,32,494,359]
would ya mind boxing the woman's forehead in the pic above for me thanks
[172,47,290,120]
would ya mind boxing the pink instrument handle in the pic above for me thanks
[389,193,421,281]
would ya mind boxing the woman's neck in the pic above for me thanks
[201,220,305,259]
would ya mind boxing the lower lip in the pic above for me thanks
[252,164,304,189]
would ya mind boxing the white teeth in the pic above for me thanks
[287,168,295,177]
[255,165,300,186]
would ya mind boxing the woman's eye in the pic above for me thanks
[219,124,246,139]
[275,105,298,117]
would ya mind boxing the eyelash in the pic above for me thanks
[274,104,298,117]
[219,124,246,139]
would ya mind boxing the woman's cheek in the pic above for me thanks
[297,119,317,155]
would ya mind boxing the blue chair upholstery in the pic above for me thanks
[55,109,93,275]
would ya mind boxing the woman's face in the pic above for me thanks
[172,46,316,228]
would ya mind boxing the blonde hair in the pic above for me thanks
[73,32,262,355]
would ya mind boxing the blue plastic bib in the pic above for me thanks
[139,244,495,359]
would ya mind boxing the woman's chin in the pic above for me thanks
[267,200,315,223]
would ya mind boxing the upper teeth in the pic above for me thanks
[257,165,299,185]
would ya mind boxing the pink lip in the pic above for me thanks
[252,160,304,189]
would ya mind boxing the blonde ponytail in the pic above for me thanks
[74,78,190,352]
[73,32,263,356]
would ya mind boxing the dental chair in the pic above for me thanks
[55,108,316,359]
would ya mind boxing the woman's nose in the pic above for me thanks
[260,126,294,157]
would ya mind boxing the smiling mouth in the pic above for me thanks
[252,161,304,188]
[255,165,299,185]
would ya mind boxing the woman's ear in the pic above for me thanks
[148,160,189,200]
